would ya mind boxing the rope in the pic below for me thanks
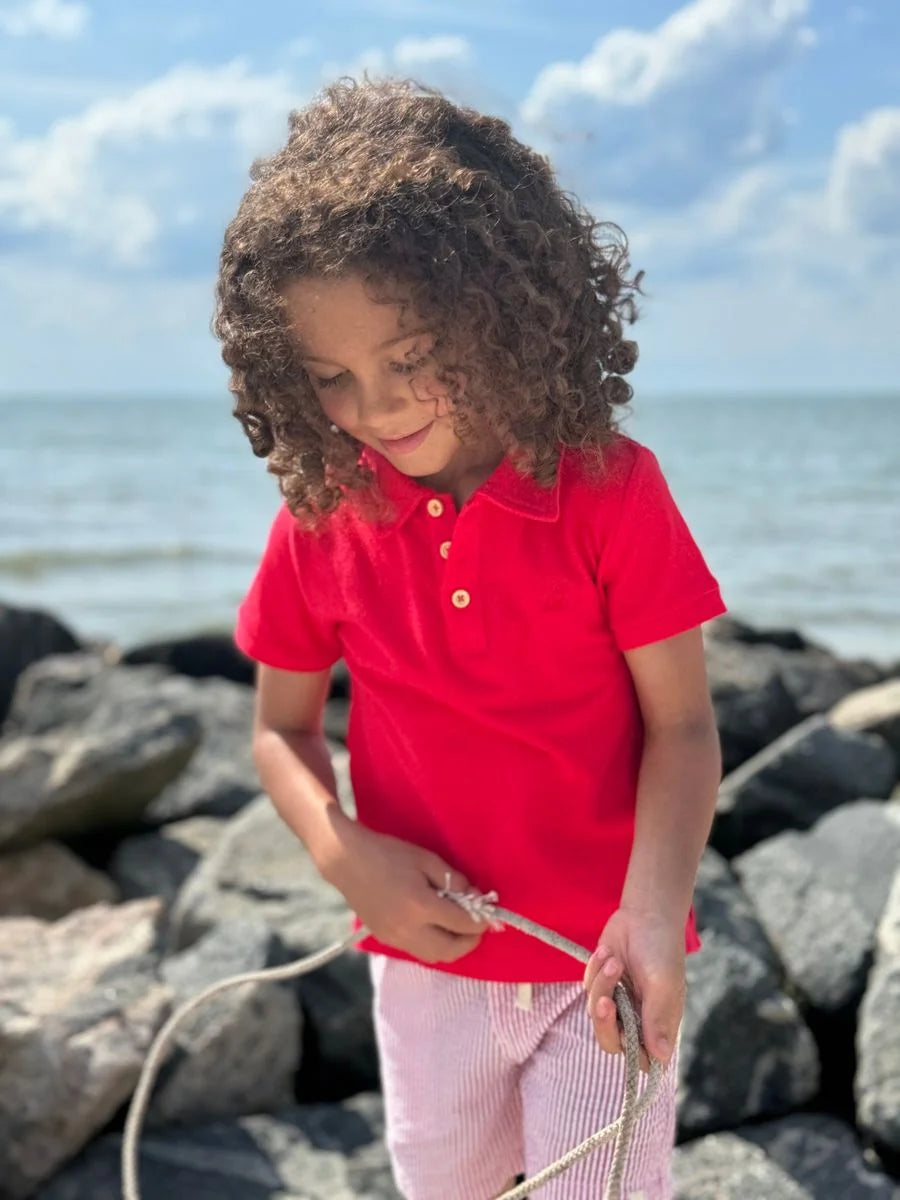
[121,883,668,1200]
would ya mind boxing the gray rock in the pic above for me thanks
[0,899,171,1199]
[0,604,81,729]
[36,1093,399,1199]
[734,802,900,1011]
[3,653,260,825]
[142,674,260,823]
[679,936,819,1136]
[692,847,780,974]
[740,1113,898,1198]
[149,917,302,1127]
[170,749,377,1097]
[857,869,900,1151]
[831,679,900,759]
[674,1131,808,1199]
[0,840,118,918]
[705,637,800,772]
[0,697,201,851]
[109,815,227,904]
[713,714,896,857]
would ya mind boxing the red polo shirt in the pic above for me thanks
[235,435,727,981]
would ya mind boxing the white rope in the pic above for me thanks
[121,884,668,1200]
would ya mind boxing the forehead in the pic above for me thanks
[282,275,419,356]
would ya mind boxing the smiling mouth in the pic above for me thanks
[378,423,434,454]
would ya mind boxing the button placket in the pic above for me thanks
[440,504,487,654]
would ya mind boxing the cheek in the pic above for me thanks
[412,371,455,417]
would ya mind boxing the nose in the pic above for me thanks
[355,376,409,427]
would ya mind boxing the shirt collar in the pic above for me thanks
[359,444,562,534]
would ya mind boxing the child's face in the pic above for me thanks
[283,274,490,487]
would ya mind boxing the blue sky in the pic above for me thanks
[1,0,898,395]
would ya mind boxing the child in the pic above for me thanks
[218,78,726,1200]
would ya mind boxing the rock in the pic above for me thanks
[705,638,800,773]
[0,682,202,851]
[831,679,900,759]
[109,816,226,904]
[733,802,900,1012]
[692,848,780,974]
[678,850,819,1136]
[170,747,377,1099]
[121,632,255,685]
[148,917,301,1127]
[36,1093,398,1200]
[0,840,118,918]
[740,1113,898,1197]
[0,603,81,729]
[0,899,171,1199]
[712,714,896,857]
[3,654,260,825]
[856,869,900,1152]
[706,614,818,652]
[674,1131,809,1198]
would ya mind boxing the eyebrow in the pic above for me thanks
[301,328,429,365]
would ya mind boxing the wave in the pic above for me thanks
[0,544,252,577]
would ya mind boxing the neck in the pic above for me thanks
[420,442,506,510]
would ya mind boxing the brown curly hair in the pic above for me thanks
[214,76,643,525]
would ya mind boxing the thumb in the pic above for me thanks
[641,991,679,1065]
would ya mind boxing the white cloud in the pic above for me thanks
[520,0,814,207]
[0,0,88,39]
[827,107,900,238]
[0,59,300,264]
[322,34,476,102]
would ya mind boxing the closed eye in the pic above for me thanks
[311,354,426,389]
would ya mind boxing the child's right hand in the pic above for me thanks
[321,821,487,963]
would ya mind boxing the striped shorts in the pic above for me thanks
[369,953,677,1200]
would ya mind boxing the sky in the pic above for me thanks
[1,0,899,396]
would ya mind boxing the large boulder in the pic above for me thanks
[712,714,896,858]
[0,603,81,729]
[856,869,900,1153]
[0,686,201,851]
[733,801,900,1012]
[678,849,819,1136]
[0,899,171,1199]
[706,617,883,773]
[0,840,118,919]
[740,1113,898,1198]
[831,678,900,759]
[109,815,227,904]
[120,632,255,685]
[170,747,378,1099]
[148,916,302,1127]
[4,654,260,825]
[674,1114,897,1198]
[36,1093,398,1200]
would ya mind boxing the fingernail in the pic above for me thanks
[603,958,619,977]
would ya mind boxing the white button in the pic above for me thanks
[427,498,444,517]
[439,541,451,559]
[451,589,471,608]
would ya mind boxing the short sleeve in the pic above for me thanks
[234,504,341,671]
[599,445,727,651]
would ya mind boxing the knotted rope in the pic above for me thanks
[122,883,668,1200]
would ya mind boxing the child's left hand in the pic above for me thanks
[583,907,686,1072]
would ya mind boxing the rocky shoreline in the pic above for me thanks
[0,601,898,1199]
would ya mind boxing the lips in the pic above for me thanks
[378,422,434,455]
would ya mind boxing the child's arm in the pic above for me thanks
[583,626,721,1066]
[251,663,486,963]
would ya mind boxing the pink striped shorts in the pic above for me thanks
[369,953,677,1199]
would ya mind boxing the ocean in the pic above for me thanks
[1,392,897,666]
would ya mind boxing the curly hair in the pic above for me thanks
[214,76,643,525]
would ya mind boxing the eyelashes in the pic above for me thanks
[312,354,427,390]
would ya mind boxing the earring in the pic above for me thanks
[329,423,339,434]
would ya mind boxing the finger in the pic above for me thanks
[419,860,487,934]
[641,998,678,1066]
[582,944,613,991]
[586,956,624,1054]
[419,927,483,963]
